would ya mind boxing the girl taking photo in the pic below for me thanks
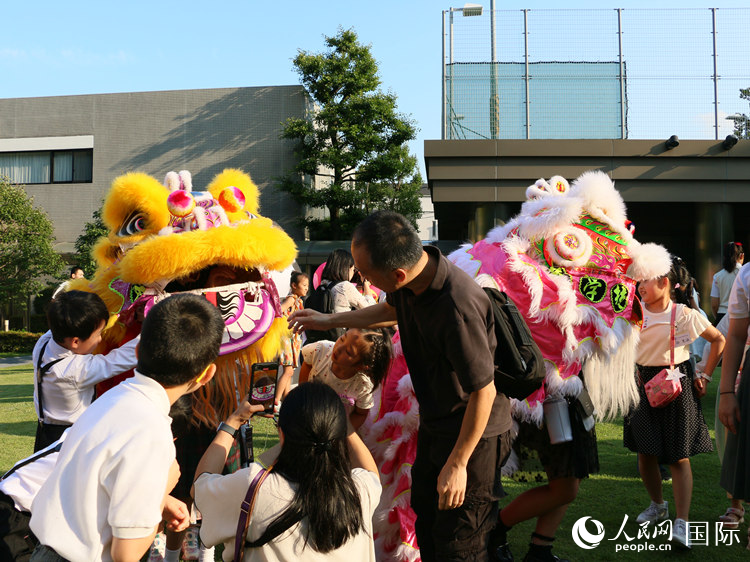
[193,382,381,561]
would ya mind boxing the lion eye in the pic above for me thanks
[118,212,146,237]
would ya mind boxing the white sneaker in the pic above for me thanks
[147,533,166,562]
[636,501,669,524]
[672,518,691,549]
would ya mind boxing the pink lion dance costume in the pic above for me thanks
[362,171,670,561]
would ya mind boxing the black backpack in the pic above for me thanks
[483,287,546,400]
[303,280,345,343]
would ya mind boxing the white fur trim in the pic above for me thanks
[583,324,641,419]
[178,170,192,192]
[164,171,180,192]
[627,242,672,281]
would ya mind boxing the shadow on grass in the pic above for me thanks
[0,384,33,404]
[0,420,36,438]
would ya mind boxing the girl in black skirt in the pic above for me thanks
[624,258,725,549]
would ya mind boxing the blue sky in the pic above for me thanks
[2,1,749,175]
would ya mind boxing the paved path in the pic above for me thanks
[0,355,32,368]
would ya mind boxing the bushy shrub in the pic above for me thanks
[0,331,42,353]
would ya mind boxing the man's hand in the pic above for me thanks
[436,459,467,510]
[288,309,329,334]
[719,393,741,434]
[162,495,190,533]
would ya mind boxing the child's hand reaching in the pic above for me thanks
[162,495,190,532]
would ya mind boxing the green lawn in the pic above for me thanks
[1,365,746,560]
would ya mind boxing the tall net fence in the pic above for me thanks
[442,8,750,140]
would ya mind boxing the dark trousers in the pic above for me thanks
[33,423,70,453]
[29,544,68,562]
[411,427,512,562]
[0,491,36,562]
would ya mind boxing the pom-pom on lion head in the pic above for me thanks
[79,168,296,426]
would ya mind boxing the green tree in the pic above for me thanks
[728,88,750,139]
[74,207,107,278]
[0,177,64,327]
[280,28,422,239]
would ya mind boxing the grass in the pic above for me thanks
[1,365,746,560]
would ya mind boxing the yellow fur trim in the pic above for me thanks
[192,318,287,426]
[206,168,260,218]
[92,238,120,269]
[102,173,171,239]
[117,218,297,284]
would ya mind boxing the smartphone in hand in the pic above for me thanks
[249,362,279,415]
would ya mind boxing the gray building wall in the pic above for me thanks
[0,86,309,252]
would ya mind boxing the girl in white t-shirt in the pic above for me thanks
[624,257,725,548]
[299,329,392,429]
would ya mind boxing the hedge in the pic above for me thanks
[0,331,42,353]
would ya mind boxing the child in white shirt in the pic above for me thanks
[300,328,392,429]
[29,293,223,562]
[32,290,138,451]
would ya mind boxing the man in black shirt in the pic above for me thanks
[290,211,511,561]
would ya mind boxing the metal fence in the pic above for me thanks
[442,7,750,140]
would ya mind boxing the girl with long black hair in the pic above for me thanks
[193,381,380,561]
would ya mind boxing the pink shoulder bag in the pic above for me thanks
[643,305,683,408]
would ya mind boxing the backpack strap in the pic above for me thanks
[36,341,66,424]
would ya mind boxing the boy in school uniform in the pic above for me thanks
[0,432,67,562]
[32,290,139,451]
[29,293,224,562]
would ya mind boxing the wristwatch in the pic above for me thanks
[217,421,238,438]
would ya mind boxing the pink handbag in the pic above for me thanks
[643,305,682,408]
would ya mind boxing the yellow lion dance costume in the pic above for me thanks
[74,168,296,427]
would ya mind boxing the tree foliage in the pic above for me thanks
[0,177,64,323]
[279,28,422,239]
[728,87,750,139]
[74,207,107,278]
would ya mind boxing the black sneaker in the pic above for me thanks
[522,551,569,562]
[492,542,514,562]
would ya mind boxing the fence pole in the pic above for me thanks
[442,10,446,139]
[712,7,719,140]
[618,8,626,139]
[524,9,530,139]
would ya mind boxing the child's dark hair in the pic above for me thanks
[666,257,693,307]
[47,290,108,344]
[290,271,308,287]
[169,395,194,440]
[137,294,224,387]
[70,265,84,278]
[358,328,393,389]
[268,382,364,553]
[321,249,354,283]
[723,241,744,273]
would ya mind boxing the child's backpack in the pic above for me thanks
[483,287,546,400]
[303,280,345,343]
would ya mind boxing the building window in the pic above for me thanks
[0,149,93,184]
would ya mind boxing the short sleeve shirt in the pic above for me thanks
[301,341,375,410]
[637,302,711,366]
[195,466,380,561]
[386,246,511,437]
[728,262,750,321]
[711,265,741,314]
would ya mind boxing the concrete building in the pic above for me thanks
[0,86,310,252]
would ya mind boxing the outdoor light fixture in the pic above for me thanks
[461,3,483,16]
[722,134,739,150]
[665,135,679,150]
